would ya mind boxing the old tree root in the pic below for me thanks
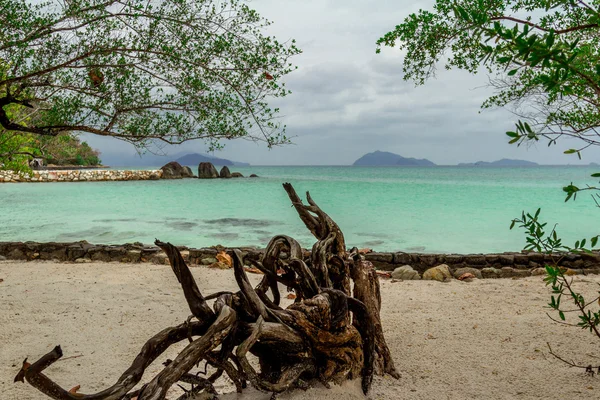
[14,183,399,399]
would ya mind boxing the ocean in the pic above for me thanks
[1,165,598,254]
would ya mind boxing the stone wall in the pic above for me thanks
[1,241,599,279]
[0,169,162,183]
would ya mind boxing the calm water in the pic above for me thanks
[1,166,598,253]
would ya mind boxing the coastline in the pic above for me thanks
[2,240,599,278]
[0,168,162,182]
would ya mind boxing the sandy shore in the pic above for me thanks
[2,260,600,400]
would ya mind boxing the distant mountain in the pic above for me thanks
[352,151,436,166]
[102,151,249,167]
[458,158,538,167]
[175,153,250,167]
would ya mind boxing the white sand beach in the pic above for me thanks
[2,260,600,400]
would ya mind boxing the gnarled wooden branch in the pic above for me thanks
[16,183,398,400]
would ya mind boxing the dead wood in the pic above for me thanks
[16,183,398,399]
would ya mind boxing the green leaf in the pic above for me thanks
[507,69,518,76]
[559,310,565,321]
[564,149,577,154]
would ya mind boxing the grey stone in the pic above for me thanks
[160,161,194,179]
[183,166,194,177]
[445,255,464,264]
[531,268,546,276]
[464,255,486,265]
[219,166,232,178]
[481,267,501,279]
[8,248,26,260]
[394,252,412,265]
[75,258,92,264]
[152,253,169,265]
[527,252,546,262]
[391,265,421,280]
[418,255,438,266]
[365,252,395,270]
[67,245,86,260]
[0,255,6,261]
[198,162,219,179]
[126,250,142,263]
[90,250,111,262]
[422,264,452,282]
[498,254,515,265]
[201,257,218,265]
[453,267,483,279]
[513,254,529,265]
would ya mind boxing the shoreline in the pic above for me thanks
[0,168,162,182]
[2,240,599,279]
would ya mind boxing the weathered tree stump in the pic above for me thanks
[14,183,398,399]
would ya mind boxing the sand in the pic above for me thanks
[2,260,600,400]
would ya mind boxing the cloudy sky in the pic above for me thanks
[87,0,600,166]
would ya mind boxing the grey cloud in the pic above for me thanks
[81,0,600,167]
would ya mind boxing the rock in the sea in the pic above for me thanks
[231,172,244,178]
[453,267,482,279]
[249,174,259,178]
[183,166,194,178]
[391,265,421,280]
[160,161,194,179]
[198,162,219,179]
[220,166,232,178]
[422,264,453,282]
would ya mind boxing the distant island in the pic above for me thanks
[175,153,250,167]
[353,151,435,166]
[458,158,538,167]
[103,151,249,167]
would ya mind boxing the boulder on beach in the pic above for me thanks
[160,162,194,179]
[220,166,232,178]
[453,267,482,280]
[391,265,421,280]
[198,162,219,179]
[422,264,453,282]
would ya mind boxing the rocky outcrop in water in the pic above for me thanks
[160,162,195,179]
[219,166,232,178]
[198,162,219,179]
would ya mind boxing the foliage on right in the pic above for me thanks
[378,0,600,368]
[377,0,600,181]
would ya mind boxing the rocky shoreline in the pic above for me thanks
[0,169,162,182]
[1,241,599,280]
[0,161,256,182]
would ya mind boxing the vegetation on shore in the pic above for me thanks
[0,0,300,171]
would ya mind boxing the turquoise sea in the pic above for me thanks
[1,166,598,253]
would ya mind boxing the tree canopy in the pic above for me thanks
[377,0,600,158]
[0,0,300,157]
